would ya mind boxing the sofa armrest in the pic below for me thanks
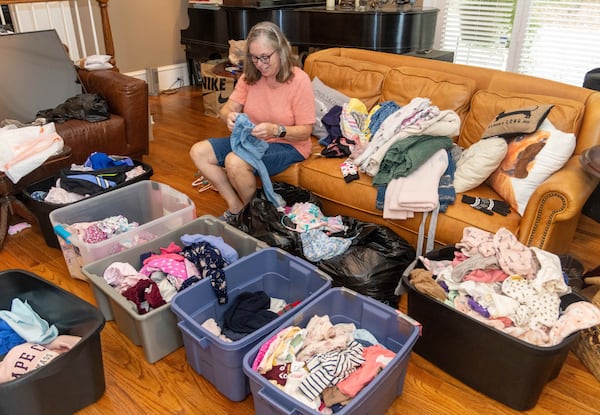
[519,156,599,252]
[77,69,149,159]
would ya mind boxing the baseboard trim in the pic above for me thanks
[125,63,189,92]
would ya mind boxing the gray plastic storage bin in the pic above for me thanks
[0,269,105,415]
[242,287,420,415]
[170,247,332,401]
[81,215,267,363]
[50,180,195,280]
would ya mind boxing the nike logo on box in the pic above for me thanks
[218,93,228,104]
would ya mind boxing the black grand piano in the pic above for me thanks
[182,0,440,83]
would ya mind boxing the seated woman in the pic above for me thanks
[189,21,315,223]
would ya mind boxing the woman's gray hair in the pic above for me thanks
[243,21,298,85]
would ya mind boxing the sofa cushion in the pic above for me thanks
[297,154,381,216]
[459,89,584,148]
[454,137,508,193]
[440,183,521,243]
[306,55,389,110]
[382,66,476,118]
[487,119,576,215]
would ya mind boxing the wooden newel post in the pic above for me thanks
[96,0,115,67]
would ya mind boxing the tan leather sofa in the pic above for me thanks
[274,48,600,254]
[55,68,149,164]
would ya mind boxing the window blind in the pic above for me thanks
[518,0,600,86]
[440,0,517,69]
[439,0,600,86]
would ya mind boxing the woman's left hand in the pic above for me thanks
[252,122,276,140]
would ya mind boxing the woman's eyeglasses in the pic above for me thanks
[248,50,277,65]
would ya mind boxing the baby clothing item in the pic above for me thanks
[285,202,346,234]
[0,320,26,355]
[340,159,359,183]
[7,222,31,235]
[0,335,81,383]
[340,98,369,146]
[222,291,279,340]
[0,299,58,345]
[0,343,59,383]
[121,279,166,315]
[102,262,147,293]
[548,301,600,345]
[180,233,239,264]
[300,229,352,262]
[336,344,395,398]
[180,241,228,304]
[408,269,447,301]
[66,215,138,244]
[299,340,365,400]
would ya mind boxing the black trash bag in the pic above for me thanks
[558,254,585,290]
[272,181,322,208]
[316,217,416,308]
[228,182,319,257]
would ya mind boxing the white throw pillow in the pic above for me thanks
[454,137,508,193]
[488,119,576,215]
[312,76,350,140]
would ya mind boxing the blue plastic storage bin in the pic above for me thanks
[170,247,332,401]
[242,287,420,415]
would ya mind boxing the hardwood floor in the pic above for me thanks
[3,86,600,414]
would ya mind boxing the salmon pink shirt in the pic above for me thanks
[228,66,316,159]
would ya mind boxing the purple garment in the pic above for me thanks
[467,297,490,318]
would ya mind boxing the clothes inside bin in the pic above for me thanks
[100,235,238,314]
[29,153,149,204]
[400,226,600,410]
[404,226,600,347]
[248,313,397,411]
[23,155,153,249]
[0,298,82,383]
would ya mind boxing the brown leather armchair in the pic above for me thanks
[56,68,150,164]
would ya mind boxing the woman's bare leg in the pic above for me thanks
[225,152,257,209]
[189,141,245,213]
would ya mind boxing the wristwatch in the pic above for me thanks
[277,125,287,137]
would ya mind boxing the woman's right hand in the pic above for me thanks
[226,111,239,131]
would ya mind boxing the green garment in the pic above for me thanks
[372,135,453,186]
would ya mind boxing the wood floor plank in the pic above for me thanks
[1,86,599,415]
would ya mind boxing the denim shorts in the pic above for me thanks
[208,137,305,176]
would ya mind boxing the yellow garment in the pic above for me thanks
[340,98,369,146]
